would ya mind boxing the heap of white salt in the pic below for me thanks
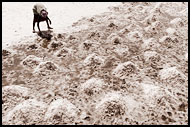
[44,98,78,124]
[22,55,43,69]
[83,53,105,66]
[159,67,181,80]
[4,99,47,125]
[112,61,137,79]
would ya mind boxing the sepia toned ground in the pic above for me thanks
[2,2,188,125]
[2,2,121,48]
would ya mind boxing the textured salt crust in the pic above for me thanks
[80,78,105,90]
[142,38,160,50]
[2,85,29,97]
[170,18,182,25]
[159,35,178,47]
[79,77,107,103]
[48,41,63,50]
[83,53,105,66]
[106,33,124,44]
[2,48,16,57]
[2,85,30,116]
[2,2,188,125]
[22,55,43,69]
[141,82,160,98]
[44,98,78,125]
[4,99,47,125]
[33,61,59,76]
[159,67,183,80]
[114,46,129,56]
[145,21,165,37]
[166,27,176,35]
[143,50,159,62]
[54,47,73,58]
[127,31,143,42]
[95,92,125,110]
[79,40,94,50]
[112,61,137,79]
[94,91,141,125]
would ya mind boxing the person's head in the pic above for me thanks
[40,10,48,18]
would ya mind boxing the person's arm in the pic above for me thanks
[47,17,51,24]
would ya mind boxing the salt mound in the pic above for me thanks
[170,18,182,25]
[87,30,103,41]
[94,92,139,124]
[144,50,159,62]
[22,55,43,69]
[143,50,161,69]
[80,77,106,97]
[166,27,176,35]
[2,49,16,67]
[113,46,129,56]
[2,85,30,116]
[159,36,179,48]
[144,21,165,36]
[3,99,47,125]
[2,85,29,100]
[170,17,188,39]
[79,40,94,50]
[54,47,73,58]
[127,31,142,42]
[142,38,160,50]
[2,49,12,57]
[171,17,187,28]
[159,67,182,80]
[106,33,123,45]
[94,92,127,124]
[83,53,105,67]
[112,61,137,79]
[141,82,160,99]
[66,34,80,44]
[161,2,186,17]
[44,98,78,125]
[48,41,63,50]
[33,61,59,76]
[158,67,187,87]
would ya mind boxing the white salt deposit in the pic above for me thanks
[112,61,137,79]
[81,77,105,90]
[45,98,78,118]
[166,27,176,35]
[22,55,43,69]
[4,99,47,125]
[143,50,158,62]
[3,85,29,97]
[83,53,105,66]
[185,52,188,61]
[159,67,181,80]
[141,83,159,97]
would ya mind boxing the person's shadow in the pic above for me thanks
[37,30,53,40]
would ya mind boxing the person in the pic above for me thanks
[32,3,53,33]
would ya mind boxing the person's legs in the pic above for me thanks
[33,14,40,33]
